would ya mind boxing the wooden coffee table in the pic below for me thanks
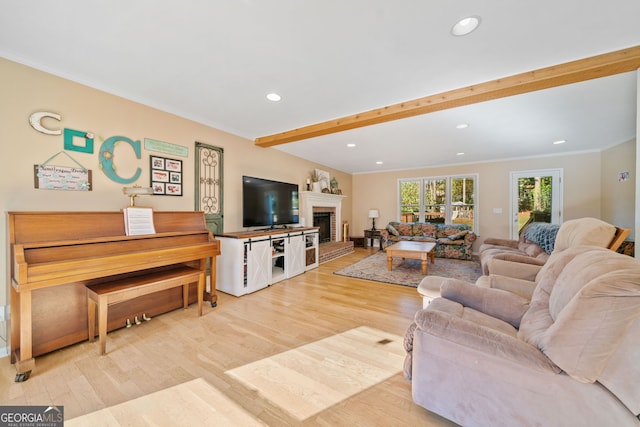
[386,241,436,275]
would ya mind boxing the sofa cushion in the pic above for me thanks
[481,237,519,249]
[543,265,640,383]
[519,247,604,350]
[414,223,437,238]
[518,241,547,258]
[413,236,436,243]
[476,273,538,302]
[519,246,640,383]
[553,217,615,252]
[418,297,518,337]
[415,299,560,374]
[441,279,530,328]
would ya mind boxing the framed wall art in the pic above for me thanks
[315,168,330,190]
[150,155,182,196]
[34,151,92,191]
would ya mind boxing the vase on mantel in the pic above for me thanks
[312,182,321,192]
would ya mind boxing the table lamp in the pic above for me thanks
[368,209,379,230]
[122,185,153,206]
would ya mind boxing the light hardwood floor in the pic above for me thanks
[0,248,457,426]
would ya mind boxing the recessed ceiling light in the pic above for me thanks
[456,152,465,156]
[347,143,356,148]
[456,123,469,129]
[376,161,384,165]
[451,16,481,36]
[266,93,281,102]
[553,140,566,145]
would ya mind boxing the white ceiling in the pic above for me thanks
[1,1,638,174]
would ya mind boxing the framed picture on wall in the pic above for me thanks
[315,168,330,190]
[150,155,182,196]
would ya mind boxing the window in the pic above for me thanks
[399,180,420,222]
[399,174,477,231]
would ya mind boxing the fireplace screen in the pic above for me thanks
[313,212,332,243]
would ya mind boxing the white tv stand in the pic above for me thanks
[216,227,319,296]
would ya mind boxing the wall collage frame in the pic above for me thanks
[150,155,182,196]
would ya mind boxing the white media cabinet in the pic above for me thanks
[216,227,319,296]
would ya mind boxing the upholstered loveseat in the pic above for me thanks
[478,221,558,274]
[405,246,640,426]
[478,217,629,275]
[380,222,476,260]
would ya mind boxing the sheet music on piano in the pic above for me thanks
[123,207,156,236]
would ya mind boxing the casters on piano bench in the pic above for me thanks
[15,371,31,382]
[126,318,132,328]
[142,313,151,321]
[211,301,217,308]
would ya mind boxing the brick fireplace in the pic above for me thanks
[301,191,353,263]
[300,191,345,240]
[313,207,336,243]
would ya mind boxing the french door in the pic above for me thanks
[510,169,562,239]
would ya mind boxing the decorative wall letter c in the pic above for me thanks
[64,128,95,153]
[29,111,62,135]
[99,136,142,184]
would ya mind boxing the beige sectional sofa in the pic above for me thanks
[405,245,640,426]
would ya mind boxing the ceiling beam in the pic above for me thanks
[255,45,640,148]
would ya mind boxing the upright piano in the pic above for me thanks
[8,211,220,381]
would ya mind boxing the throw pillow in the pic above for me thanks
[387,224,399,236]
[448,230,468,241]
[523,223,560,253]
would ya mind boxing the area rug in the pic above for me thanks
[225,326,404,421]
[333,252,482,287]
[66,378,266,426]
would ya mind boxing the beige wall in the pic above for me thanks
[0,58,352,349]
[636,70,640,247]
[353,151,615,245]
[601,139,636,233]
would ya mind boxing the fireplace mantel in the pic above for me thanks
[300,191,347,241]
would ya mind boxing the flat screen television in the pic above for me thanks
[242,176,299,228]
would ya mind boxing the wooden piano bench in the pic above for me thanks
[87,266,205,355]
